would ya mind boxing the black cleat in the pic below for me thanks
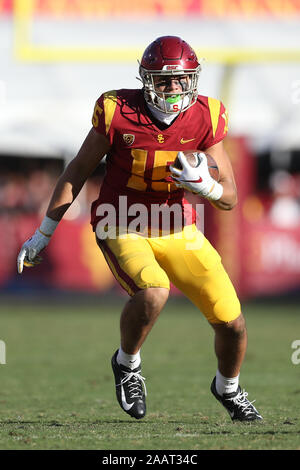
[211,377,263,422]
[111,350,147,419]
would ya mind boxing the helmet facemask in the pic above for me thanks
[139,64,201,114]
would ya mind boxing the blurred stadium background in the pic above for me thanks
[1,0,300,302]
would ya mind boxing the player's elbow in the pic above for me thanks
[225,193,238,210]
[220,181,238,210]
[222,194,238,211]
[212,192,237,211]
[224,203,236,211]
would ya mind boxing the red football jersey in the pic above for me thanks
[90,89,228,234]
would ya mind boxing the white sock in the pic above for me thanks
[117,347,141,370]
[216,369,239,396]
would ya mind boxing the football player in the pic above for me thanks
[17,36,262,422]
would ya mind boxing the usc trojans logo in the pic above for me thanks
[123,134,135,146]
[157,134,164,144]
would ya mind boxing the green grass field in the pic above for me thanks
[0,296,299,450]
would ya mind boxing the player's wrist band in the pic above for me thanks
[205,181,224,201]
[39,216,59,237]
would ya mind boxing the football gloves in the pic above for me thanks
[17,216,59,274]
[170,151,223,201]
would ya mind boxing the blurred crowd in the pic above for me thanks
[0,157,106,286]
[0,157,105,218]
[268,170,300,228]
[0,158,62,216]
[0,169,57,215]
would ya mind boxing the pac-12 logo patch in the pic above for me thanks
[123,134,135,145]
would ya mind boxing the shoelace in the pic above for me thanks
[120,371,147,399]
[228,390,258,416]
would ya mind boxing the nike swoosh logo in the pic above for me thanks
[120,385,134,411]
[182,177,203,183]
[180,138,196,144]
[228,410,235,418]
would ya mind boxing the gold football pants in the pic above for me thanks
[96,225,241,324]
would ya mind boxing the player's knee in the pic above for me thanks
[224,313,246,334]
[143,287,169,312]
[135,287,169,324]
[211,312,246,337]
